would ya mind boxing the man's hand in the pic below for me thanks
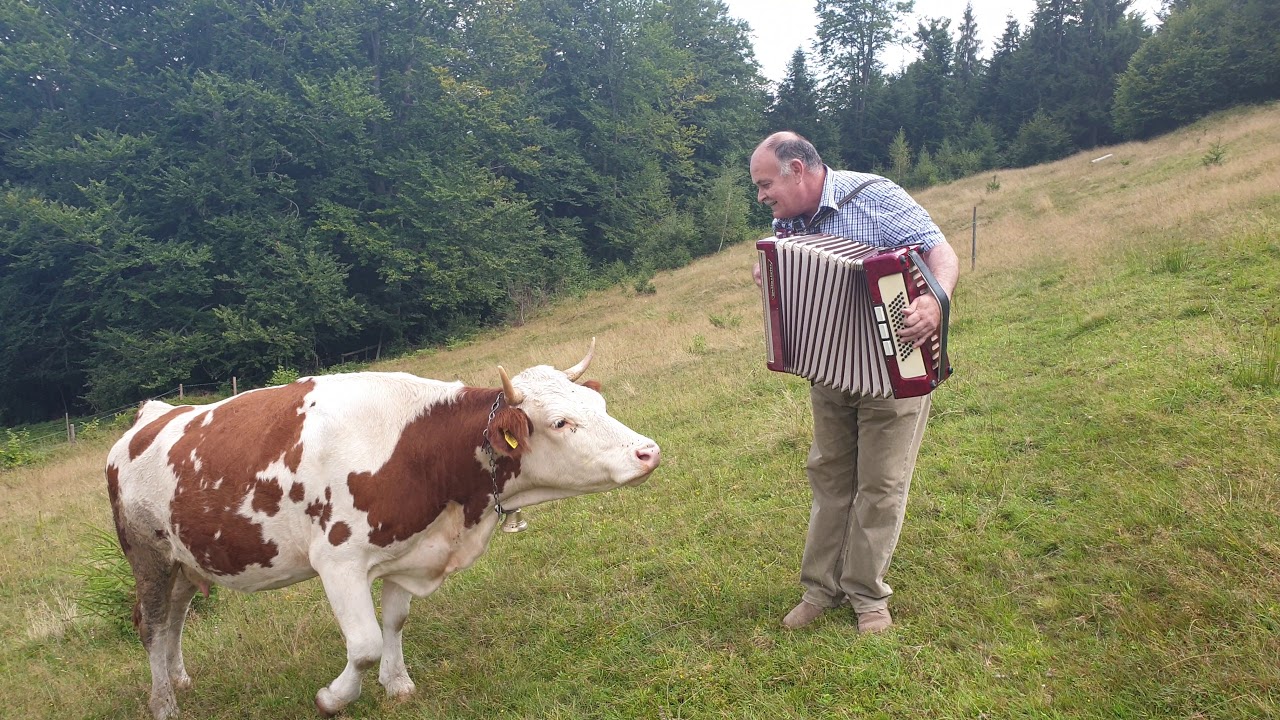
[899,241,958,348]
[753,261,763,288]
[899,293,941,349]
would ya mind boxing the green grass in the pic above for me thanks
[2,106,1279,719]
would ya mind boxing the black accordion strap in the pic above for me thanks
[805,177,887,233]
[908,248,952,382]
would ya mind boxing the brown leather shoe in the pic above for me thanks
[782,600,827,630]
[857,607,892,634]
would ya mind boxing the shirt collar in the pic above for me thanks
[814,165,839,217]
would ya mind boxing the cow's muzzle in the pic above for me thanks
[626,441,661,484]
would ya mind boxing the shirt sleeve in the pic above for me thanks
[872,183,946,251]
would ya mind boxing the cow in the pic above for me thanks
[105,340,660,719]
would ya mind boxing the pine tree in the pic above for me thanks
[816,0,915,167]
[768,49,833,150]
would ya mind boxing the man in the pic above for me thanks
[750,132,959,633]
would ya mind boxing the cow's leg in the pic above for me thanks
[160,570,200,690]
[377,579,415,698]
[314,568,381,717]
[130,552,181,720]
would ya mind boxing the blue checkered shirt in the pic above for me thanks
[772,168,945,251]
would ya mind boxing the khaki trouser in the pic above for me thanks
[800,383,931,613]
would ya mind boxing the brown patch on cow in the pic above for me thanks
[106,464,130,555]
[289,482,305,502]
[128,406,197,459]
[306,487,333,530]
[167,380,315,576]
[328,522,351,546]
[106,464,120,505]
[283,441,305,473]
[348,388,524,547]
[251,479,284,515]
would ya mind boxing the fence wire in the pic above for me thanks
[11,381,231,450]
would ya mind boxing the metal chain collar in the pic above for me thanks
[482,393,506,515]
[482,392,528,533]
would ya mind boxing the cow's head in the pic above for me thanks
[490,339,660,509]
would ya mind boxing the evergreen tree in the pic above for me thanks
[953,3,983,121]
[887,128,912,184]
[979,17,1028,141]
[768,49,833,150]
[1114,0,1279,139]
[815,0,915,168]
[1009,109,1073,166]
[910,145,940,187]
[1069,0,1150,147]
[904,17,960,150]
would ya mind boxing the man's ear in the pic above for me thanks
[789,158,806,177]
[486,407,531,458]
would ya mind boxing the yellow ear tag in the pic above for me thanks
[503,430,519,449]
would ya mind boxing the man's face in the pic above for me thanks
[750,150,808,219]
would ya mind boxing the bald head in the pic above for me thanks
[754,132,823,177]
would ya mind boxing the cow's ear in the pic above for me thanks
[487,407,531,458]
[583,379,602,394]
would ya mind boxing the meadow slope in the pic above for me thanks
[1,102,1277,719]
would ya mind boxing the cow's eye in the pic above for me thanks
[552,419,568,430]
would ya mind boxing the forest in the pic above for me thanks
[1,0,1277,423]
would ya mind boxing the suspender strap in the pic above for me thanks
[805,177,887,232]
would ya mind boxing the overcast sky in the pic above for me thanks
[722,0,1164,85]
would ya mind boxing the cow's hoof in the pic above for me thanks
[148,694,179,720]
[382,675,416,699]
[314,688,346,718]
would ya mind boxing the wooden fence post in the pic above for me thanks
[179,383,184,399]
[971,206,977,271]
[232,376,238,395]
[65,413,71,442]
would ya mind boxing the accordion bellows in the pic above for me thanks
[757,234,952,399]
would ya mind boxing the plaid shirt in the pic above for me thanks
[772,168,945,252]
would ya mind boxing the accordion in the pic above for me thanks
[757,234,952,399]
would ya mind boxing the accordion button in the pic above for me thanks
[881,339,895,356]
[874,306,887,322]
[877,323,890,340]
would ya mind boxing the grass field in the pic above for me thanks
[1,103,1277,719]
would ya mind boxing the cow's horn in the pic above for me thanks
[498,366,524,405]
[562,337,596,382]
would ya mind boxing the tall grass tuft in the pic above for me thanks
[73,526,222,639]
[1232,324,1280,390]
[73,526,138,638]
[1156,245,1191,273]
[708,312,741,329]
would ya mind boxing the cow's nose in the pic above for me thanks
[635,442,661,471]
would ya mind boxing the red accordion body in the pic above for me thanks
[757,234,952,399]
